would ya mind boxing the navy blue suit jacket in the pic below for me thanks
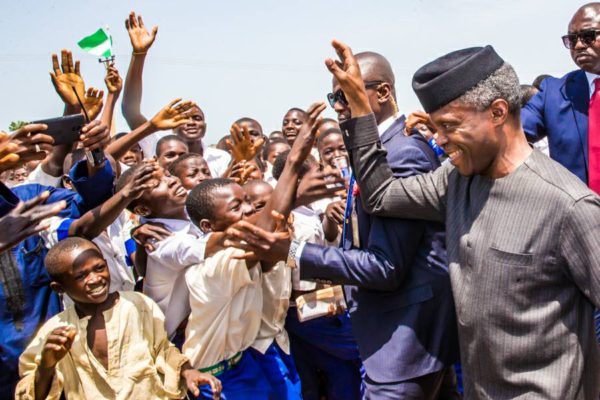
[299,117,459,383]
[522,69,590,184]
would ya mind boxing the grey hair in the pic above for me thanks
[456,63,522,114]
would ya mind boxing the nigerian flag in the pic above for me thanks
[77,28,113,58]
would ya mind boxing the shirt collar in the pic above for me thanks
[142,217,193,234]
[585,71,600,97]
[377,115,398,137]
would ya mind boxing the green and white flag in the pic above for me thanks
[77,28,113,58]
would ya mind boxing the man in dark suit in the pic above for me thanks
[240,52,460,398]
[521,2,600,337]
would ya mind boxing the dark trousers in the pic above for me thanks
[364,367,461,400]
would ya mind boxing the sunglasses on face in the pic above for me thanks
[562,29,600,49]
[327,80,386,107]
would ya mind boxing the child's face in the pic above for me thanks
[157,140,188,168]
[174,106,206,141]
[237,121,263,145]
[120,143,143,166]
[267,142,291,165]
[245,183,273,212]
[137,168,188,218]
[57,248,111,304]
[176,157,212,190]
[209,183,256,231]
[319,133,348,169]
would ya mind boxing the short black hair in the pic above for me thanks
[532,74,552,90]
[285,107,307,118]
[186,178,235,226]
[262,137,289,160]
[317,128,343,148]
[271,150,314,181]
[156,135,187,156]
[520,84,538,107]
[234,117,263,133]
[167,153,205,176]
[45,237,102,280]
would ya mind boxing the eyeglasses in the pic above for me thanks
[562,29,600,49]
[327,80,386,107]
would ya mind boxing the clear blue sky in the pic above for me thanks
[0,0,586,144]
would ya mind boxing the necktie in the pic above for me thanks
[588,78,600,193]
[341,174,356,248]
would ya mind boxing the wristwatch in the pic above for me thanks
[287,239,300,269]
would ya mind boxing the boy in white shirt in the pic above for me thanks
[183,178,274,399]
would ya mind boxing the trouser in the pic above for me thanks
[249,341,302,400]
[364,367,461,400]
[285,307,364,400]
[190,350,275,400]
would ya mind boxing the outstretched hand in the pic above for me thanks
[295,165,344,208]
[224,218,291,263]
[7,124,54,168]
[82,87,104,121]
[324,40,371,118]
[287,101,327,165]
[49,49,85,108]
[126,11,158,54]
[404,111,437,138]
[150,98,196,130]
[0,191,66,253]
[227,124,265,162]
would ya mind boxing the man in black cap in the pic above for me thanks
[320,40,600,398]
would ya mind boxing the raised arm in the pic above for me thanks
[101,65,123,133]
[106,98,194,160]
[325,39,448,222]
[122,11,158,130]
[68,161,158,239]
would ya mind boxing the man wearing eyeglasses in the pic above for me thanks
[522,2,600,340]
[295,52,460,398]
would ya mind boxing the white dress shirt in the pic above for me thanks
[203,144,231,178]
[291,205,328,291]
[183,248,263,369]
[144,218,208,337]
[586,71,600,99]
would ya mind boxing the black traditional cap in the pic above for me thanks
[412,45,504,113]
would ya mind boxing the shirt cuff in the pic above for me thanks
[339,113,380,150]
[295,241,306,269]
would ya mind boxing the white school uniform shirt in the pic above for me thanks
[40,212,137,307]
[25,164,62,187]
[251,261,291,354]
[144,218,208,337]
[291,205,328,291]
[183,247,263,369]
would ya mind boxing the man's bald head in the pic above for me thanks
[568,2,600,73]
[355,52,396,90]
[571,3,600,26]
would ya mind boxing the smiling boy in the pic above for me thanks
[16,237,220,400]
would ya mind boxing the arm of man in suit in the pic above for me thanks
[299,137,435,290]
[342,114,449,222]
[521,79,549,143]
[299,216,425,291]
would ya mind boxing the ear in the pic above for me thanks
[199,219,213,233]
[489,99,509,126]
[133,204,151,217]
[377,83,393,105]
[50,281,64,294]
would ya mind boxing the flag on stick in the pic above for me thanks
[77,28,113,58]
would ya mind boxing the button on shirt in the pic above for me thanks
[16,292,188,400]
[144,218,208,337]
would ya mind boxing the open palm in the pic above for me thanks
[126,12,158,53]
[50,50,85,107]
